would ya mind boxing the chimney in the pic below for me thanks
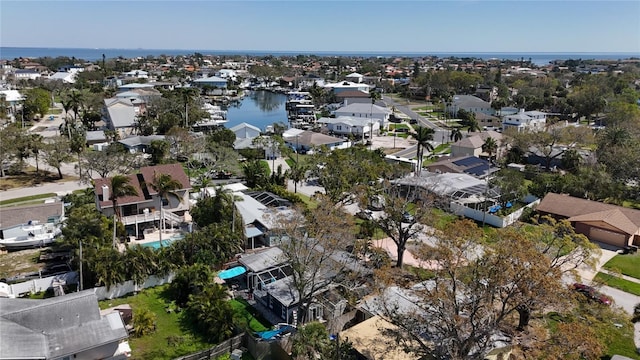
[102,185,110,201]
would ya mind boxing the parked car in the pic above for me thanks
[572,283,612,306]
[409,119,418,124]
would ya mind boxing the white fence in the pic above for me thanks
[93,273,175,300]
[450,199,540,228]
[9,271,79,297]
[6,271,174,300]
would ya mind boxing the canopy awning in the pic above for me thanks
[218,266,247,280]
[245,226,264,238]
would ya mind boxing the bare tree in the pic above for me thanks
[271,194,360,324]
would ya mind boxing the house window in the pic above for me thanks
[162,198,169,206]
[269,295,273,309]
[281,306,287,320]
[336,125,342,130]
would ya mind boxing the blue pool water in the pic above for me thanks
[139,234,184,250]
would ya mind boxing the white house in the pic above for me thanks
[324,81,370,94]
[317,116,379,139]
[501,109,547,132]
[48,71,77,84]
[193,75,228,89]
[123,70,149,79]
[13,69,41,81]
[230,122,261,139]
[0,89,25,109]
[448,95,494,117]
[283,129,349,153]
[215,69,238,81]
[345,72,364,83]
[103,98,138,136]
[333,103,392,130]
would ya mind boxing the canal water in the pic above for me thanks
[224,90,288,131]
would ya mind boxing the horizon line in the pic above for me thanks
[2,46,639,56]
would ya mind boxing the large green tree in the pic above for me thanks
[109,174,139,248]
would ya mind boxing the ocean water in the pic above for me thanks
[1,47,638,66]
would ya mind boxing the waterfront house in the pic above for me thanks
[501,109,547,132]
[283,129,349,153]
[333,103,392,130]
[318,116,380,139]
[193,75,228,89]
[335,90,372,106]
[324,81,370,95]
[0,290,131,360]
[123,70,149,79]
[230,122,261,139]
[93,164,191,238]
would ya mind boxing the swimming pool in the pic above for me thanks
[139,234,184,250]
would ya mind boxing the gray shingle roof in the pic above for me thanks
[0,291,128,359]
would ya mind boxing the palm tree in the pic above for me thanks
[369,91,382,142]
[450,128,463,143]
[28,134,44,174]
[482,137,498,163]
[149,172,182,246]
[109,175,139,248]
[467,117,481,133]
[286,161,307,193]
[412,126,435,176]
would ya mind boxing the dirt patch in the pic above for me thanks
[0,248,46,280]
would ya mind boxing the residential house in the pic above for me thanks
[0,89,24,116]
[230,122,261,139]
[335,90,372,106]
[215,69,238,81]
[93,163,191,238]
[193,75,228,89]
[536,193,640,248]
[345,72,364,83]
[448,95,494,117]
[450,131,503,158]
[425,155,493,178]
[118,135,166,154]
[48,71,77,84]
[502,109,547,132]
[238,247,291,291]
[233,190,295,249]
[476,112,501,130]
[474,85,497,103]
[283,129,349,154]
[333,103,392,130]
[86,130,108,146]
[0,290,131,360]
[12,69,41,81]
[324,81,370,95]
[318,116,379,139]
[117,83,155,93]
[103,98,139,136]
[123,70,149,79]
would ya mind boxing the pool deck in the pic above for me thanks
[118,229,185,251]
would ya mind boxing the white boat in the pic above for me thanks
[0,221,62,250]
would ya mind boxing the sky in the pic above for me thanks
[1,0,639,54]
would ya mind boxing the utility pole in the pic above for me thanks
[78,240,83,291]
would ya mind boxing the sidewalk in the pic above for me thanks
[0,180,88,202]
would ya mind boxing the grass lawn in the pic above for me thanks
[229,298,270,333]
[0,168,77,191]
[594,272,640,296]
[297,193,318,210]
[432,143,450,154]
[429,208,459,231]
[390,123,409,130]
[99,285,217,360]
[602,253,640,280]
[0,193,57,207]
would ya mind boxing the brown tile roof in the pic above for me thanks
[335,90,370,98]
[94,164,190,208]
[537,193,640,232]
[568,209,639,236]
